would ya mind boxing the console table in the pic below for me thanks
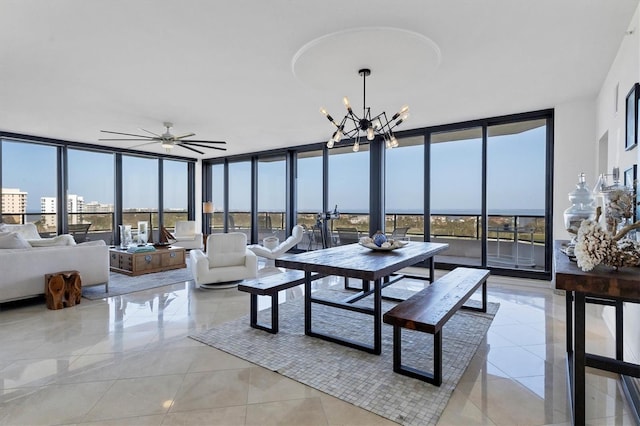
[109,246,186,276]
[554,241,640,425]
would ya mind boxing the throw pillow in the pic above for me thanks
[28,234,77,247]
[0,223,41,240]
[0,232,32,249]
[77,240,106,247]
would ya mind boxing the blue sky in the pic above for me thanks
[2,125,546,214]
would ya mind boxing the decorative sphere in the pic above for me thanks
[373,232,387,247]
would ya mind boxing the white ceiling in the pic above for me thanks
[0,0,638,159]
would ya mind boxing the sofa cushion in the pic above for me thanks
[0,223,41,240]
[0,232,32,249]
[28,234,77,247]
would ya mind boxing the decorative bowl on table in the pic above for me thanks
[358,235,408,251]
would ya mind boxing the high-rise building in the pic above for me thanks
[1,188,27,223]
[40,194,86,227]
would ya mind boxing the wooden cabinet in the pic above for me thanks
[109,246,186,276]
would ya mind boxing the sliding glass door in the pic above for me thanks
[487,119,547,271]
[430,128,483,266]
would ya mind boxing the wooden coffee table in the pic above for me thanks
[109,245,186,276]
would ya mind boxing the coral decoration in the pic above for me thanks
[574,207,640,271]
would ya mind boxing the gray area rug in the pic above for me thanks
[82,259,193,300]
[190,286,498,426]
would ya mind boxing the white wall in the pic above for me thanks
[553,99,598,242]
[595,4,640,365]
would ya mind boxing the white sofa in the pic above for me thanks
[0,223,109,303]
[190,232,257,289]
[171,220,204,250]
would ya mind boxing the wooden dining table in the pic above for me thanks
[275,241,449,355]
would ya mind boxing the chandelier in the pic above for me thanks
[320,68,409,152]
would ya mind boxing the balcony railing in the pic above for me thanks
[205,210,546,272]
[1,210,190,245]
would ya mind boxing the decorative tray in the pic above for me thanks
[358,240,408,251]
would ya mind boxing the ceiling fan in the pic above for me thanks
[99,122,227,155]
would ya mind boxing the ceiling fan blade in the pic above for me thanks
[100,130,155,139]
[175,133,196,140]
[127,141,161,149]
[139,128,162,137]
[179,139,227,144]
[98,138,157,141]
[181,141,227,151]
[176,144,205,155]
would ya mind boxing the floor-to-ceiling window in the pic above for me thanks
[163,159,189,231]
[296,149,323,250]
[257,155,286,242]
[1,140,57,235]
[430,128,484,266]
[210,163,225,234]
[122,155,159,241]
[385,135,424,241]
[328,144,369,246]
[202,109,553,278]
[487,119,547,271]
[228,160,252,241]
[67,149,114,243]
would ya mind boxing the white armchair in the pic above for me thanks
[248,225,304,271]
[190,232,257,289]
[171,221,203,250]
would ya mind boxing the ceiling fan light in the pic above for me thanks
[161,141,174,149]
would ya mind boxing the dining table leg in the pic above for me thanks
[374,278,382,355]
[305,270,312,335]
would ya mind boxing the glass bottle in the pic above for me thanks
[563,173,596,244]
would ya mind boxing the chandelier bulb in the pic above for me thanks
[385,138,392,149]
[390,135,399,148]
[372,119,382,130]
[391,105,410,121]
[333,129,343,142]
[353,141,360,152]
[343,97,352,113]
[327,138,335,149]
[366,127,375,141]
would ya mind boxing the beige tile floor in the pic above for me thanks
[0,271,636,425]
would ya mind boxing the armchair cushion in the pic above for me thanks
[175,221,196,239]
[171,220,203,250]
[190,232,257,288]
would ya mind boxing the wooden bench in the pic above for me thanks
[238,270,323,334]
[383,267,490,386]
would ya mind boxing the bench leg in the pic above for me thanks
[249,293,280,334]
[392,325,443,386]
[461,279,488,313]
